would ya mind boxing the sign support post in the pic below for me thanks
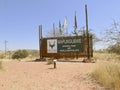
[39,25,42,60]
[85,4,91,62]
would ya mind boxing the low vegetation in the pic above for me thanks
[12,50,28,60]
[107,43,120,54]
[91,62,120,90]
[0,61,3,70]
[0,53,5,59]
[46,58,54,65]
[92,52,120,90]
[94,52,120,61]
[0,50,39,62]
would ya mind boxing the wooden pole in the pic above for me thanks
[85,4,90,60]
[74,11,77,36]
[39,25,41,59]
[53,23,55,37]
[5,40,8,58]
[39,25,42,59]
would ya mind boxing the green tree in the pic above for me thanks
[12,50,28,59]
[108,42,120,54]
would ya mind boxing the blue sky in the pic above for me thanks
[0,0,120,50]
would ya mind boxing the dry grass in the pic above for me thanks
[92,63,120,90]
[0,50,39,62]
[0,54,38,62]
[0,61,3,70]
[92,53,120,90]
[46,58,54,65]
[94,52,120,61]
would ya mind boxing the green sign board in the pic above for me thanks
[57,37,83,53]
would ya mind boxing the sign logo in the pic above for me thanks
[49,41,55,49]
[47,39,57,53]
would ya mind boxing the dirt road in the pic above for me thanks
[0,61,104,90]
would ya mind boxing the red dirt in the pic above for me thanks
[0,61,104,90]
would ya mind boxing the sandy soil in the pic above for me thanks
[0,61,105,90]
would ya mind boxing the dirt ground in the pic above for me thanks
[0,60,105,90]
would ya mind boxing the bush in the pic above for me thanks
[46,58,54,65]
[0,54,5,59]
[107,43,120,54]
[0,61,3,70]
[12,50,28,59]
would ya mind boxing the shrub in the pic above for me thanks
[12,50,28,59]
[107,43,120,54]
[0,61,3,70]
[0,54,5,59]
[46,58,53,65]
